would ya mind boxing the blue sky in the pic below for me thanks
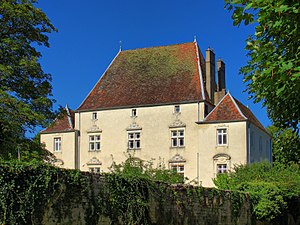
[37,0,270,128]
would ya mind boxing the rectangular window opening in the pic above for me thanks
[128,131,141,150]
[174,105,180,114]
[171,129,185,148]
[92,112,97,120]
[89,134,101,151]
[217,128,227,145]
[54,137,61,152]
[217,164,227,174]
[131,109,137,117]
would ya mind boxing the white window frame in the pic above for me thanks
[54,137,61,152]
[91,112,98,120]
[213,153,231,177]
[171,129,185,148]
[89,134,101,151]
[128,131,141,150]
[217,128,227,146]
[217,164,227,174]
[89,167,101,174]
[170,163,185,177]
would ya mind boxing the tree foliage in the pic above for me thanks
[267,125,300,164]
[214,162,300,221]
[225,0,300,132]
[0,0,57,159]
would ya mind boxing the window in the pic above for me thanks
[92,112,97,120]
[128,132,141,149]
[174,105,180,114]
[171,129,184,147]
[131,109,137,117]
[54,137,61,152]
[89,167,101,174]
[89,135,101,151]
[217,128,227,145]
[171,164,185,177]
[213,154,231,176]
[217,164,227,174]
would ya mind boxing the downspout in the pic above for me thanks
[197,102,200,122]
[197,152,200,186]
[247,123,251,164]
[77,112,81,170]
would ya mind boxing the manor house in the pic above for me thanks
[40,41,272,187]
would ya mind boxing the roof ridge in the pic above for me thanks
[194,41,206,101]
[77,50,121,110]
[122,42,195,52]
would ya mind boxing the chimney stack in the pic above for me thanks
[205,48,216,103]
[217,58,226,91]
[214,58,226,105]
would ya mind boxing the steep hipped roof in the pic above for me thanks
[204,93,268,133]
[40,106,75,133]
[78,42,207,111]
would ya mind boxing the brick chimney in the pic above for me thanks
[214,58,226,105]
[205,48,217,103]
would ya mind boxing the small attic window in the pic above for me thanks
[92,112,97,120]
[174,105,180,114]
[131,109,137,117]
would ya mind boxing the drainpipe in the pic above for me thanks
[197,152,200,186]
[247,123,251,164]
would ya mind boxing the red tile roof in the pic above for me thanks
[41,107,75,133]
[204,93,268,133]
[78,42,207,111]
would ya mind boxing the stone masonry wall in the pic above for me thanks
[42,174,299,225]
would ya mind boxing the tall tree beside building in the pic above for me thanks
[225,0,300,133]
[0,0,57,159]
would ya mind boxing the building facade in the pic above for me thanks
[40,41,271,187]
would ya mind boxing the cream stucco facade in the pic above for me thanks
[40,42,272,187]
[41,101,271,187]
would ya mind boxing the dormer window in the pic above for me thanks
[131,109,137,117]
[92,112,97,120]
[174,105,180,114]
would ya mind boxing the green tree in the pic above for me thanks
[267,125,300,164]
[214,162,300,221]
[0,0,57,160]
[225,0,300,132]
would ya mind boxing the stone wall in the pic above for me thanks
[41,174,299,225]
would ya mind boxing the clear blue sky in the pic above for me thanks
[37,0,271,128]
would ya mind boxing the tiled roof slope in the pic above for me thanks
[41,107,75,133]
[234,98,267,133]
[78,42,206,110]
[205,93,268,133]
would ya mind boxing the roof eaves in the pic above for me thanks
[194,41,206,101]
[77,49,122,110]
[196,119,247,125]
[75,100,203,113]
[40,129,77,134]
